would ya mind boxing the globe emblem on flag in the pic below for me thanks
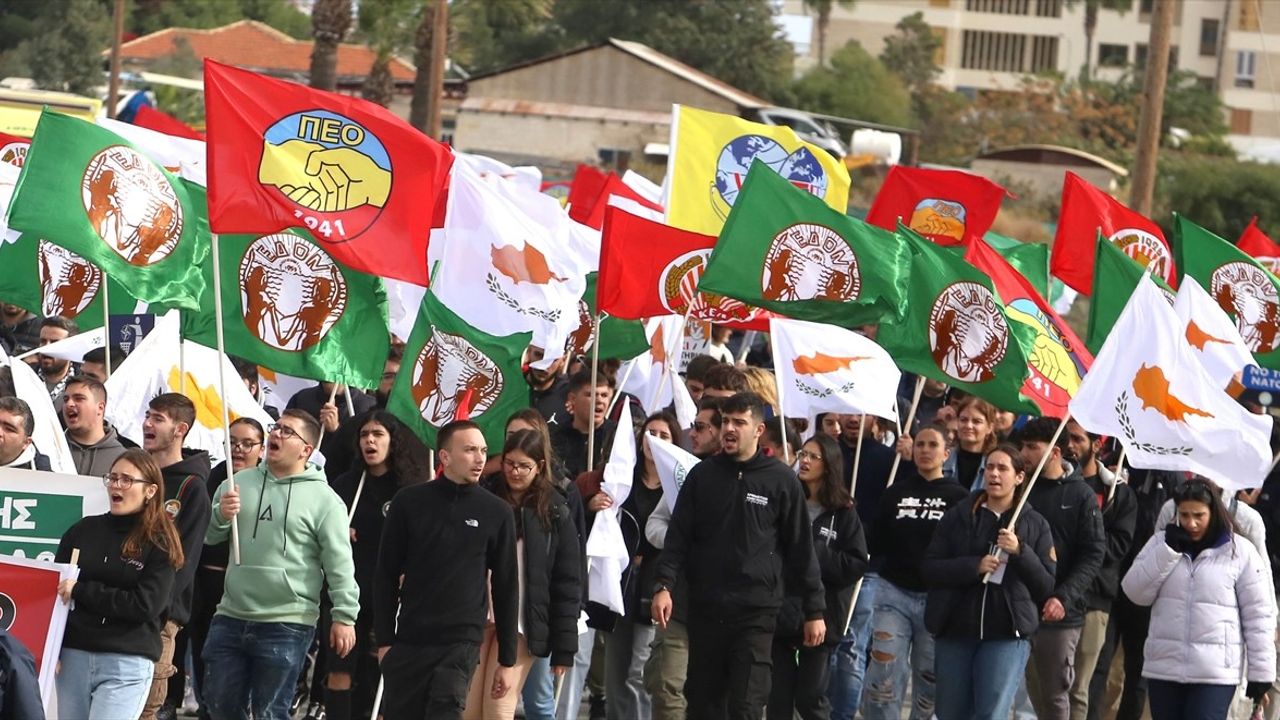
[909,199,967,243]
[258,110,392,243]
[411,326,504,427]
[659,250,754,322]
[0,141,26,168]
[38,240,101,319]
[760,223,861,303]
[929,282,1010,383]
[81,145,184,267]
[713,136,828,220]
[1110,229,1173,284]
[0,592,14,631]
[1210,261,1280,354]
[240,233,349,352]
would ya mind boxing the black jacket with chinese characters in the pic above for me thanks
[869,471,969,592]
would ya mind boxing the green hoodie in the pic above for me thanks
[207,462,359,626]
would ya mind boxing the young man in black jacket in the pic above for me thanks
[1017,417,1105,720]
[374,420,519,720]
[651,392,824,719]
[141,392,211,720]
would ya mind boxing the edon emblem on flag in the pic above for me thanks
[659,250,753,322]
[929,282,1009,383]
[410,327,504,426]
[81,145,184,266]
[761,223,861,303]
[1111,228,1172,282]
[714,136,828,221]
[1210,261,1280,353]
[38,241,101,319]
[240,233,349,352]
[909,199,966,244]
[257,110,392,243]
[0,141,26,168]
[566,298,595,357]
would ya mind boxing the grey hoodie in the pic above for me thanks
[66,422,127,477]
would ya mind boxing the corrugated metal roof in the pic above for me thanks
[459,96,671,125]
[977,144,1129,177]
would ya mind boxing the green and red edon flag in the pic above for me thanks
[865,165,1009,246]
[1175,214,1280,369]
[1051,171,1175,293]
[599,205,762,325]
[879,227,1039,415]
[180,229,390,388]
[203,60,453,286]
[965,238,1092,417]
[6,111,209,310]
[1237,217,1280,274]
[567,273,651,362]
[985,232,1051,299]
[1086,235,1176,355]
[0,232,141,329]
[697,161,911,327]
[0,131,29,168]
[389,290,531,450]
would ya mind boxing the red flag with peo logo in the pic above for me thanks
[1237,216,1280,274]
[203,60,453,285]
[1051,171,1176,294]
[865,165,1009,246]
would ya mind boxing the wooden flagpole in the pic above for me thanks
[606,359,638,418]
[1106,446,1127,505]
[347,471,367,525]
[587,312,602,473]
[885,377,925,488]
[101,276,112,376]
[316,383,339,447]
[839,413,870,635]
[774,364,789,461]
[211,234,241,565]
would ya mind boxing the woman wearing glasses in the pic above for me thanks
[55,448,185,719]
[467,429,581,719]
[768,434,868,720]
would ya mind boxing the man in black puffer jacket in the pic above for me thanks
[652,392,824,720]
[1016,417,1105,720]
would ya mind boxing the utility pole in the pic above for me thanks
[106,0,125,118]
[1129,0,1176,216]
[426,0,448,140]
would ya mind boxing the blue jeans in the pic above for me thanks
[860,581,935,720]
[827,574,878,719]
[934,637,1031,720]
[201,615,315,720]
[57,647,153,720]
[556,626,594,720]
[1146,680,1237,720]
[522,656,556,720]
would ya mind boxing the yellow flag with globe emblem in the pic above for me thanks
[664,105,850,236]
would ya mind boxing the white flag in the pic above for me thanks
[14,328,105,363]
[105,314,277,463]
[1174,279,1254,390]
[618,316,683,415]
[586,402,634,615]
[770,318,901,422]
[456,152,543,195]
[97,118,206,186]
[645,434,700,513]
[1070,276,1272,492]
[2,347,75,473]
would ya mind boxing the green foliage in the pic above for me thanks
[24,0,111,95]
[792,41,911,127]
[451,0,560,75]
[1155,154,1280,240]
[880,12,940,92]
[129,0,310,38]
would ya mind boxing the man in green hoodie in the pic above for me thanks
[202,409,358,720]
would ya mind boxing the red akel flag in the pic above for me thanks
[581,174,663,229]
[0,131,30,168]
[866,165,1008,246]
[133,104,205,141]
[203,60,453,285]
[1051,171,1175,294]
[567,164,608,222]
[1237,216,1280,274]
[966,239,1093,416]
[598,205,762,325]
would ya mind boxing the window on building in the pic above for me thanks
[961,29,1058,72]
[1236,50,1257,88]
[1231,107,1253,134]
[1139,0,1153,14]
[1201,18,1220,56]
[598,148,631,171]
[1098,43,1128,67]
[1134,44,1178,71]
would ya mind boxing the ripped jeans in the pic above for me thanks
[859,581,935,720]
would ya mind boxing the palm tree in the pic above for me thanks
[803,0,856,67]
[1069,0,1134,81]
[358,0,417,107]
[309,0,352,91]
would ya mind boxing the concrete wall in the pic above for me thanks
[971,159,1118,198]
[453,110,669,165]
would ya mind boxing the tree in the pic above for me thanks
[24,0,111,95]
[128,0,311,38]
[451,0,559,75]
[801,0,855,67]
[309,0,352,91]
[880,12,941,93]
[792,41,911,127]
[355,0,419,107]
[1066,0,1133,81]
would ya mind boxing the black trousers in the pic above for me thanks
[766,639,833,720]
[685,609,775,720]
[380,641,481,720]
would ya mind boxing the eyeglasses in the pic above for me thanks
[503,459,537,475]
[268,424,302,442]
[796,450,823,463]
[692,422,715,433]
[103,472,155,489]
[230,440,262,452]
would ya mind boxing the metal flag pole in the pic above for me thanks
[885,377,925,488]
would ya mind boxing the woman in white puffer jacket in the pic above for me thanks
[1122,479,1276,719]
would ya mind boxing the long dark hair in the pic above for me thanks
[986,443,1028,503]
[495,429,556,533]
[113,449,184,569]
[1173,478,1236,540]
[636,410,684,474]
[804,434,851,512]
[506,408,567,484]
[352,410,426,486]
